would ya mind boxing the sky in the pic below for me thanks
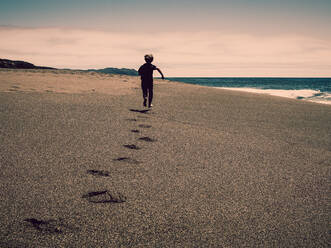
[1,0,331,76]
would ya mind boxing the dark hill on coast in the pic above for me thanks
[87,67,138,76]
[0,59,55,70]
[0,59,138,76]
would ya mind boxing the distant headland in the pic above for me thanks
[0,59,138,76]
[0,59,55,70]
[87,67,138,76]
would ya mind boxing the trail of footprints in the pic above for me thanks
[85,108,156,203]
[84,109,157,203]
[25,108,157,234]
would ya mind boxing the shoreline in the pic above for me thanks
[166,76,331,106]
[216,87,331,105]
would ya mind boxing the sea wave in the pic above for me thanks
[218,87,331,105]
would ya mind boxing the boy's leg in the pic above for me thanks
[141,82,148,107]
[148,84,153,108]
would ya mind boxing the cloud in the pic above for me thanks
[0,27,330,76]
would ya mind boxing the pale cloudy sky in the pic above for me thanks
[1,0,331,76]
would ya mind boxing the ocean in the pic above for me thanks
[166,77,331,105]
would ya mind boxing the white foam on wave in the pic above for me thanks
[217,87,331,105]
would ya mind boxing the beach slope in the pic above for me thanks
[0,69,330,247]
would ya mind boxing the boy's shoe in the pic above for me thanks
[143,98,147,107]
[148,104,153,108]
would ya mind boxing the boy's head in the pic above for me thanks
[144,54,154,63]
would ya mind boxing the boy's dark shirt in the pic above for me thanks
[138,63,157,83]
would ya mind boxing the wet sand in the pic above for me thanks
[0,69,330,247]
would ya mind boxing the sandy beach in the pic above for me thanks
[0,69,330,247]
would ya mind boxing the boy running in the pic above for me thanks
[138,54,164,108]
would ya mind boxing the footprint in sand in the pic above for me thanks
[123,144,141,150]
[9,86,20,91]
[131,129,140,133]
[87,170,110,177]
[138,124,152,129]
[138,137,157,142]
[113,157,140,164]
[82,190,126,203]
[24,218,78,234]
[126,118,137,122]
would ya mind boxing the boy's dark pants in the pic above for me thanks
[141,80,153,105]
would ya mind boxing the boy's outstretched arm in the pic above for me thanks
[156,68,165,79]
